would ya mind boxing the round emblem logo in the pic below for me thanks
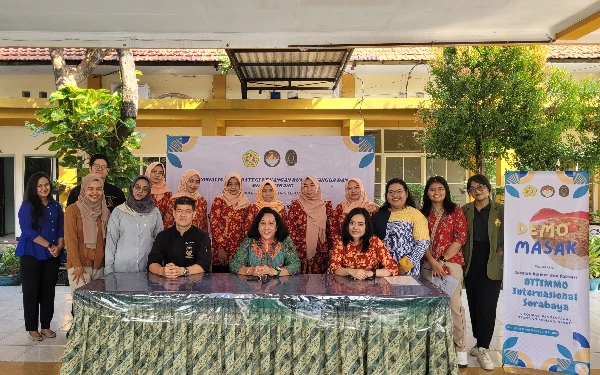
[242,150,259,167]
[264,150,281,167]
[523,185,537,198]
[559,185,569,197]
[540,185,555,198]
[285,150,297,166]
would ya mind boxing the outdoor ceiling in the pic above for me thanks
[226,49,353,97]
[1,1,600,48]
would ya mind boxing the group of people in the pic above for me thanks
[14,153,504,371]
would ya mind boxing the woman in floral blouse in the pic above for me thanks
[145,162,172,228]
[163,169,208,232]
[420,176,468,367]
[245,180,287,233]
[230,207,300,277]
[329,207,399,278]
[331,178,379,243]
[287,176,333,274]
[372,178,430,275]
[210,172,251,271]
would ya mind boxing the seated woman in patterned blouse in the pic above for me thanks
[230,207,301,277]
[329,207,399,279]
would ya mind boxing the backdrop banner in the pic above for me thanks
[165,136,375,208]
[503,171,590,374]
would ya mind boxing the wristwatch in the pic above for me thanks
[275,266,281,278]
[438,256,446,262]
[183,267,189,277]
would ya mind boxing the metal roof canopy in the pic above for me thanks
[226,48,353,99]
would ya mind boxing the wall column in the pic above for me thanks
[341,74,355,98]
[87,75,102,89]
[342,119,364,136]
[212,75,227,99]
[202,118,225,136]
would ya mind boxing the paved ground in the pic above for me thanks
[0,285,599,371]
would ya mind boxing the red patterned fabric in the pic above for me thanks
[427,206,468,265]
[329,236,399,275]
[245,204,288,234]
[331,203,376,244]
[163,196,208,232]
[209,196,250,262]
[151,192,172,229]
[287,199,333,274]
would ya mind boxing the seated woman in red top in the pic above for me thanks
[329,207,399,279]
[420,176,468,368]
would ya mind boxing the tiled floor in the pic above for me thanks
[0,285,599,373]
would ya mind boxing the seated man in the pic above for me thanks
[147,196,211,278]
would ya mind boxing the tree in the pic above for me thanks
[25,48,143,189]
[417,46,600,175]
[416,46,547,174]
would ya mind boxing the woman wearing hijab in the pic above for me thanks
[65,174,111,292]
[331,178,379,243]
[145,162,172,227]
[104,176,163,274]
[163,169,208,232]
[210,172,251,271]
[245,179,287,233]
[287,176,334,274]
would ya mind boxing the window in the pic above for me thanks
[368,128,467,204]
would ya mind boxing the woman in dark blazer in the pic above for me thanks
[461,174,504,371]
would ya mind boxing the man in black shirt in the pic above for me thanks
[148,196,211,278]
[66,154,126,212]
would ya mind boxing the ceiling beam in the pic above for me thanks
[556,10,600,40]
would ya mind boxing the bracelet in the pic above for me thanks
[371,268,377,278]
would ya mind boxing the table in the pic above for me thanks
[60,273,458,375]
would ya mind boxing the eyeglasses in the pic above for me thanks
[133,184,149,192]
[150,170,164,176]
[387,189,405,196]
[92,164,108,171]
[227,183,240,188]
[467,185,486,194]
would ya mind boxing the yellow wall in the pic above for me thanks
[0,74,87,98]
[101,74,213,99]
[227,127,341,136]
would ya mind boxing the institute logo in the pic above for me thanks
[559,185,569,197]
[522,185,537,198]
[242,150,259,167]
[264,150,281,167]
[285,150,297,166]
[540,185,555,198]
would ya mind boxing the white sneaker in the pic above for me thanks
[456,351,468,368]
[469,345,478,356]
[476,347,495,371]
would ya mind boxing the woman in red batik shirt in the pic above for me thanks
[145,162,172,228]
[329,207,399,278]
[210,172,251,271]
[163,169,208,232]
[331,178,379,243]
[287,176,333,274]
[420,176,468,368]
[245,180,287,233]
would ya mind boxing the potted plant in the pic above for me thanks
[0,244,21,286]
[590,236,600,291]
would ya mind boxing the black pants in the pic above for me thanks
[464,264,501,349]
[20,255,60,331]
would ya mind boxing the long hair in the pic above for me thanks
[23,172,53,230]
[247,207,289,242]
[341,207,373,253]
[421,176,457,216]
[381,178,416,210]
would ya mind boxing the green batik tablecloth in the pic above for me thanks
[60,272,458,375]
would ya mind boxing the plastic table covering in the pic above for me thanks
[60,272,458,375]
